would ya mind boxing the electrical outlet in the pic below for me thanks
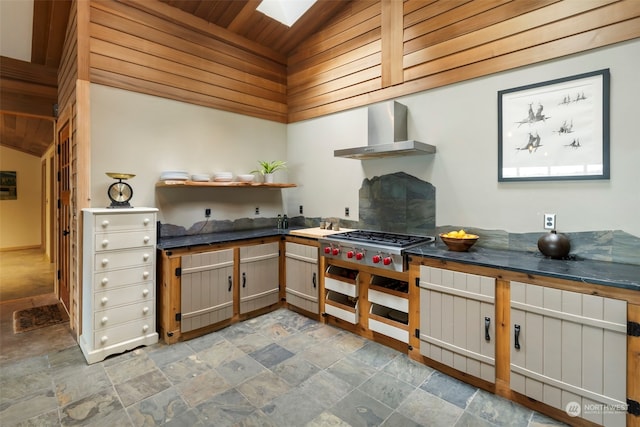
[345,207,350,217]
[544,213,556,230]
[205,208,211,217]
[299,205,303,214]
[255,206,260,215]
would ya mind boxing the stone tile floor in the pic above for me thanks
[0,308,568,426]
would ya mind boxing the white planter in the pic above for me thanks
[264,173,274,183]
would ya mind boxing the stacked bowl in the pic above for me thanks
[160,171,189,181]
[212,172,233,182]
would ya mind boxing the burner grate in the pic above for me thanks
[330,230,432,248]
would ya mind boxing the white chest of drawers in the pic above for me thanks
[80,207,158,364]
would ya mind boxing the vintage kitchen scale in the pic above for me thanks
[106,172,135,208]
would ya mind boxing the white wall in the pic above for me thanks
[90,84,288,228]
[287,39,640,238]
[0,146,42,249]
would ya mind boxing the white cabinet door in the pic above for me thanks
[239,242,280,314]
[285,242,319,314]
[510,281,627,427]
[180,249,234,332]
[419,266,496,383]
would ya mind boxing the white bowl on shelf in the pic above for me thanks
[191,174,210,182]
[160,171,189,181]
[212,171,233,182]
[237,174,255,182]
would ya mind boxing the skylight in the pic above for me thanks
[256,0,317,27]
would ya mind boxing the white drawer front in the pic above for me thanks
[93,266,152,290]
[324,277,358,297]
[94,282,154,308]
[369,318,409,343]
[95,231,155,252]
[94,248,153,271]
[94,301,154,330]
[368,289,408,312]
[93,318,154,348]
[95,213,155,231]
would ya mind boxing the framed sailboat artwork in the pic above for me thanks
[498,69,610,182]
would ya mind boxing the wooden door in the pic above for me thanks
[57,122,71,310]
[180,249,234,332]
[419,266,496,383]
[239,242,279,314]
[285,242,319,313]
[510,282,627,427]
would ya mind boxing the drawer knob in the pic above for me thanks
[101,335,108,344]
[101,297,108,305]
[101,258,109,266]
[143,271,149,279]
[142,289,149,297]
[101,316,108,325]
[101,278,108,285]
[101,220,109,227]
[101,239,109,247]
[142,324,149,332]
[143,218,150,225]
[143,253,149,261]
[142,306,149,314]
[143,236,150,244]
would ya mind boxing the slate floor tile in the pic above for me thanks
[196,339,246,368]
[195,388,255,427]
[298,370,353,409]
[381,411,426,427]
[161,353,211,384]
[216,354,266,387]
[382,354,433,387]
[396,388,463,427]
[59,387,125,426]
[359,371,415,409]
[329,388,394,427]
[235,371,291,408]
[261,388,325,426]
[104,351,156,385]
[326,355,377,388]
[420,370,477,409]
[176,370,231,408]
[146,342,194,368]
[351,340,400,369]
[248,342,294,369]
[126,388,189,426]
[466,389,533,426]
[306,411,352,427]
[115,369,172,408]
[54,364,111,407]
[271,354,320,386]
[0,388,58,426]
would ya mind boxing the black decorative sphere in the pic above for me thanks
[537,230,571,259]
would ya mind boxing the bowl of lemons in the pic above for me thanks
[439,229,479,252]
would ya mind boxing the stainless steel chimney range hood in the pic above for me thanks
[334,101,436,159]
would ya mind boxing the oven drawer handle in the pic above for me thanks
[312,272,316,288]
[242,272,246,288]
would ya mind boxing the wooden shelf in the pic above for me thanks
[156,180,296,188]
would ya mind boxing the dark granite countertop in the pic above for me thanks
[157,227,305,251]
[407,242,640,292]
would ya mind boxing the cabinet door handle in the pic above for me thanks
[514,324,521,350]
[242,272,246,288]
[312,272,317,288]
[484,317,491,341]
[228,275,233,292]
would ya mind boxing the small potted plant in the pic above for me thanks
[252,160,286,183]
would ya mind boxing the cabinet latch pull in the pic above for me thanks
[242,272,246,288]
[312,272,317,288]
[514,324,521,349]
[228,275,232,292]
[484,317,491,341]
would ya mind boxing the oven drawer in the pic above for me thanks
[369,304,409,343]
[368,288,408,313]
[325,291,358,324]
[324,277,358,297]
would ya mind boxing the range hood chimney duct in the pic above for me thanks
[334,101,436,159]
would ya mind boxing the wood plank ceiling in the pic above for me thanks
[0,0,352,157]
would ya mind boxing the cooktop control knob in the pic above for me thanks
[356,252,364,260]
[347,250,354,258]
[372,255,381,264]
[332,247,340,256]
[324,247,331,254]
[383,256,392,266]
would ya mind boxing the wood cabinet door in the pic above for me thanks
[285,242,319,313]
[510,281,627,427]
[181,249,234,332]
[239,242,280,313]
[419,266,496,383]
